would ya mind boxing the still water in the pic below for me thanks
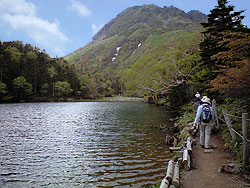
[0,102,172,187]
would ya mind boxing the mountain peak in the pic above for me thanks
[187,10,207,22]
[92,4,207,41]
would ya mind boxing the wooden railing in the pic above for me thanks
[212,99,250,166]
[159,137,192,188]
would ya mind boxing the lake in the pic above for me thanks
[0,102,172,187]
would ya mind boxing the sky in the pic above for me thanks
[0,0,249,58]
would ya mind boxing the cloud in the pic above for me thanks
[0,0,70,57]
[91,23,104,35]
[69,0,91,17]
[0,0,36,16]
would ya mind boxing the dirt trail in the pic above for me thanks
[181,132,250,188]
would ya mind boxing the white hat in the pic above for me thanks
[203,97,211,104]
[201,96,207,102]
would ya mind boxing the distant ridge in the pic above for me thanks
[64,4,206,85]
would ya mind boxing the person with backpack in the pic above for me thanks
[194,97,214,149]
[196,95,207,112]
[194,91,201,104]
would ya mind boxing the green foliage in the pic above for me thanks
[12,76,33,100]
[41,83,49,96]
[175,102,196,142]
[120,30,201,107]
[216,97,250,162]
[0,82,7,96]
[54,81,73,97]
[0,41,81,102]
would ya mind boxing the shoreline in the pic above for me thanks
[0,96,146,104]
[95,96,146,102]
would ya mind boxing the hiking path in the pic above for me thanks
[180,131,250,188]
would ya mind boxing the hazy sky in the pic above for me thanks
[0,0,249,57]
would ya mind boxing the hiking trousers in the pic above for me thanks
[200,122,212,148]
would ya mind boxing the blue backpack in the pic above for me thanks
[201,104,212,123]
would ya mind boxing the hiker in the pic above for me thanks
[194,97,214,149]
[196,95,206,110]
[194,92,200,104]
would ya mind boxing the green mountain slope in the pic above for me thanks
[64,4,206,97]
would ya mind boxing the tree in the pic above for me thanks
[48,66,57,96]
[41,83,49,96]
[4,46,22,80]
[0,82,7,98]
[54,81,73,97]
[199,0,246,82]
[12,76,33,100]
[210,31,250,97]
[121,31,201,105]
[0,41,82,102]
[25,51,38,94]
[79,74,97,98]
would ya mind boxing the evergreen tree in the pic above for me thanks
[199,0,246,81]
[12,76,33,100]
[0,82,7,98]
[210,31,250,97]
[54,81,73,97]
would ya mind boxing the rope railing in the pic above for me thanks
[214,105,250,142]
[223,112,250,122]
[229,127,250,143]
[212,99,249,166]
[214,105,250,122]
[217,116,226,124]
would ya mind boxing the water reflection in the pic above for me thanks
[0,102,172,187]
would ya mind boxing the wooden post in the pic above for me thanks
[212,99,220,128]
[166,160,175,182]
[187,153,191,170]
[169,185,176,188]
[242,113,249,167]
[172,162,180,187]
[159,178,170,188]
[187,137,192,154]
[173,137,178,147]
[222,110,236,141]
[183,149,188,164]
[169,147,182,152]
[183,148,191,170]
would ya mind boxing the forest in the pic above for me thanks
[0,41,82,102]
[0,0,250,109]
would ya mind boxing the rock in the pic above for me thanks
[219,163,242,174]
[204,149,214,153]
[243,174,250,181]
[210,144,217,149]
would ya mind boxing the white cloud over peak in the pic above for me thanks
[69,0,91,17]
[91,23,104,35]
[0,0,70,57]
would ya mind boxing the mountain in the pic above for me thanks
[92,5,206,41]
[64,4,206,96]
